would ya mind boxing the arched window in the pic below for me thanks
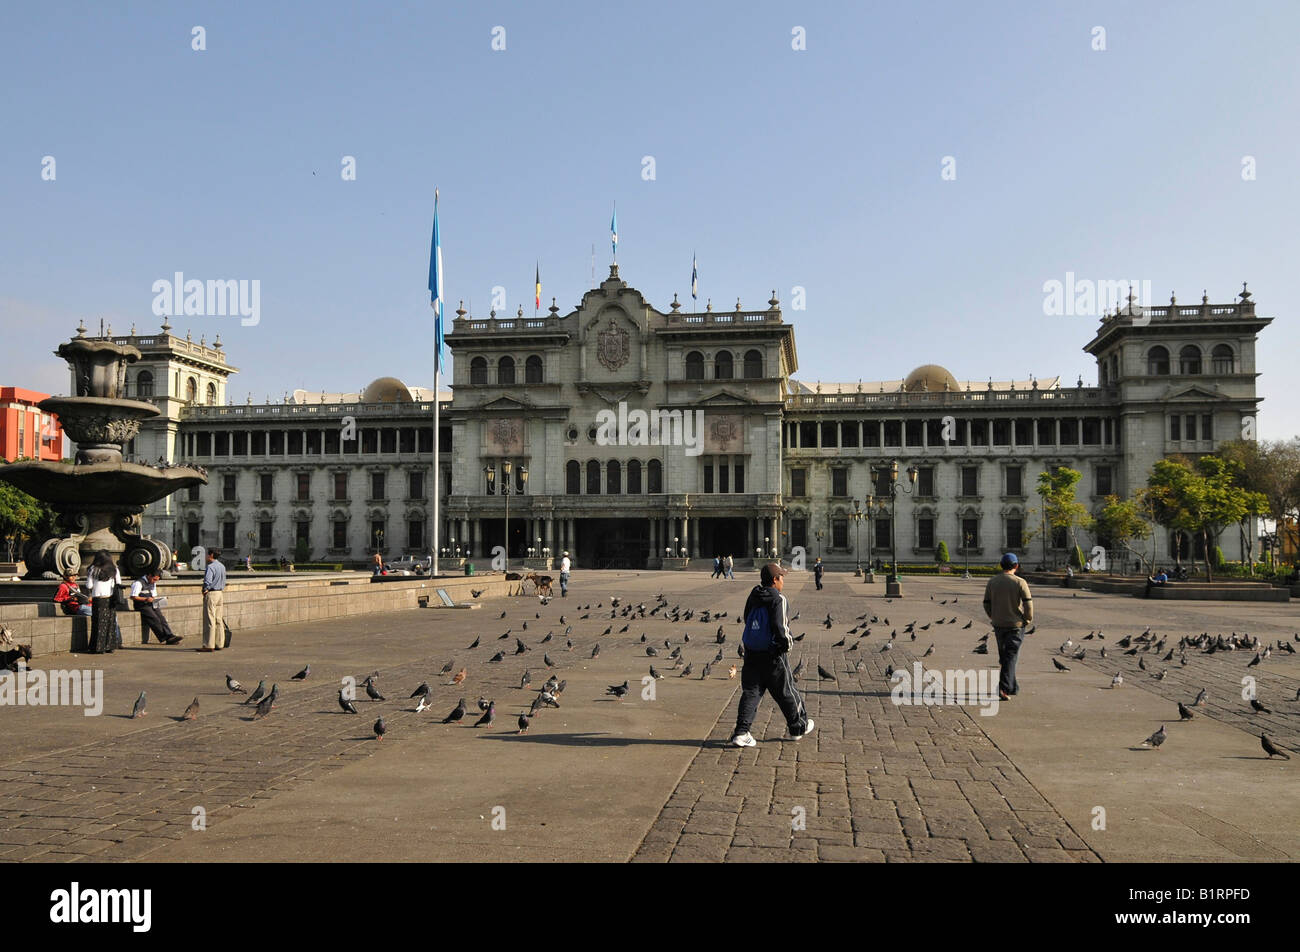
[607,460,621,494]
[185,377,197,403]
[1146,346,1169,376]
[586,460,601,495]
[1178,345,1201,375]
[685,351,704,380]
[566,460,580,494]
[1211,344,1234,374]
[647,458,663,493]
[525,355,543,383]
[497,356,515,385]
[744,349,763,379]
[470,357,488,385]
[137,370,154,398]
[714,351,733,380]
[627,459,642,494]
[206,382,217,405]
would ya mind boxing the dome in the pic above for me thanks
[903,364,959,393]
[361,377,414,403]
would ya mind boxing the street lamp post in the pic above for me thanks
[851,501,862,576]
[815,528,824,561]
[874,460,917,597]
[484,461,528,572]
[963,531,972,579]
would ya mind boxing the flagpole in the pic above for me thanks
[428,188,443,580]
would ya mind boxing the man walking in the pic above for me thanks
[559,551,571,597]
[813,557,824,590]
[724,554,734,579]
[983,553,1033,701]
[731,562,813,747]
[201,549,227,652]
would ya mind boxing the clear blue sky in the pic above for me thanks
[3,0,1297,438]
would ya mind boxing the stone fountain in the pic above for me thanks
[0,330,207,579]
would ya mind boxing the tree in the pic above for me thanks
[1147,455,1265,582]
[1036,467,1092,568]
[935,540,950,564]
[0,461,56,562]
[1093,493,1157,575]
[1218,438,1300,570]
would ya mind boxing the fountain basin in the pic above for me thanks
[0,459,204,508]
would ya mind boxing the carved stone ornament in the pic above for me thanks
[596,320,630,372]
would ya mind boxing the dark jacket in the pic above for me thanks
[742,584,793,653]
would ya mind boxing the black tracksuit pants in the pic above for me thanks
[733,651,808,736]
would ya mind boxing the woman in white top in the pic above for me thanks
[84,550,123,654]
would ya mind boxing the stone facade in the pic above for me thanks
[91,276,1269,570]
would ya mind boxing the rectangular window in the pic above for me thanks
[993,419,1011,446]
[883,420,902,447]
[799,421,818,448]
[961,466,978,498]
[734,463,744,493]
[1185,415,1197,441]
[233,432,248,455]
[905,419,923,447]
[791,518,807,550]
[259,520,272,550]
[1014,419,1032,446]
[269,432,284,455]
[863,421,880,447]
[719,462,730,494]
[296,472,310,501]
[296,520,309,544]
[1201,414,1212,441]
[361,429,378,453]
[1082,418,1101,445]
[251,432,267,455]
[222,521,235,550]
[370,520,385,549]
[400,428,416,454]
[1037,419,1056,445]
[791,468,806,497]
[703,462,714,494]
[820,422,838,448]
[258,473,272,501]
[969,420,986,446]
[918,517,935,550]
[334,472,348,500]
[1170,415,1181,441]
[874,518,891,550]
[188,484,200,502]
[371,472,386,500]
[1096,465,1113,496]
[841,422,859,448]
[917,466,935,498]
[215,432,229,455]
[288,431,303,454]
[1006,518,1023,550]
[832,519,848,549]
[408,519,424,549]
[222,474,236,501]
[187,522,200,549]
[1060,419,1079,445]
[381,428,397,454]
[324,429,340,454]
[409,471,424,499]
[961,517,979,551]
[1006,465,1023,497]
[304,430,320,454]
[1051,527,1067,549]
[333,520,347,550]
[926,419,945,446]
[196,432,212,456]
[831,467,848,498]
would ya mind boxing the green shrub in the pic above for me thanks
[935,541,950,563]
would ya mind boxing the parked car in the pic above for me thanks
[384,556,431,574]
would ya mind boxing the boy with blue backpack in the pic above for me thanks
[731,562,813,747]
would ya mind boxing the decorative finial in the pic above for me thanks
[517,305,523,317]
[1170,292,1176,305]
[769,290,779,309]
[549,297,559,317]
[213,334,222,350]
[489,308,496,319]
[200,335,206,347]
[75,319,87,337]
[857,378,862,393]
[246,393,252,404]
[670,293,680,312]
[1202,289,1208,304]
[735,297,742,312]
[130,323,137,335]
[705,298,712,312]
[455,301,466,319]
[1077,374,1083,388]
[105,322,112,337]
[186,329,192,342]
[161,316,171,333]
[987,377,993,390]
[1240,281,1251,301]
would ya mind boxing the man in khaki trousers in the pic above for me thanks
[201,549,227,652]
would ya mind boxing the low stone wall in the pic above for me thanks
[0,573,519,658]
[1024,572,1289,602]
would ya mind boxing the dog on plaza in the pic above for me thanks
[524,573,554,597]
[1,642,33,672]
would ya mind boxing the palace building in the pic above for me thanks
[89,271,1270,570]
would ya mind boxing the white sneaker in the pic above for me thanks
[791,719,815,741]
[731,732,757,748]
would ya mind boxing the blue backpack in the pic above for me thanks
[743,602,773,651]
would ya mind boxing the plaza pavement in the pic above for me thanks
[0,569,1294,862]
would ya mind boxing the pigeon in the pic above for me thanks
[538,691,561,709]
[1110,673,1123,688]
[409,681,430,699]
[471,589,484,598]
[1059,640,1073,655]
[1052,658,1069,672]
[649,665,664,679]
[474,701,496,727]
[646,645,659,656]
[291,664,310,681]
[606,680,630,699]
[1250,698,1272,714]
[1177,702,1195,720]
[1194,688,1207,706]
[225,675,246,694]
[252,693,274,720]
[922,644,935,658]
[679,662,694,678]
[973,643,989,655]
[467,636,480,649]
[365,679,386,701]
[791,659,804,680]
[701,662,713,679]
[962,621,972,629]
[339,690,358,714]
[540,633,553,644]
[488,651,505,663]
[414,695,431,713]
[885,663,894,679]
[555,679,566,694]
[243,679,267,705]
[265,683,280,707]
[1261,735,1290,760]
[131,691,147,719]
[831,637,845,648]
[879,640,893,653]
[1072,647,1086,660]
[517,712,530,734]
[1138,656,1147,671]
[182,697,199,720]
[443,698,467,723]
[591,644,601,659]
[515,638,530,655]
[817,665,835,681]
[374,715,386,741]
[451,668,467,685]
[1141,725,1167,749]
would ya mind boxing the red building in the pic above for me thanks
[0,387,64,462]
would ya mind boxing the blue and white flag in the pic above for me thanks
[610,203,618,259]
[428,189,444,372]
[691,252,698,301]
